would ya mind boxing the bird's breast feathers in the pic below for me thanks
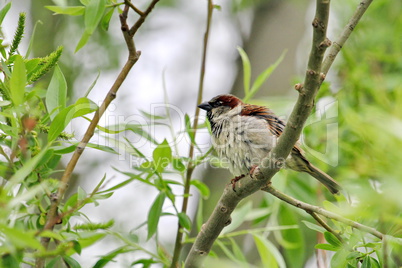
[211,114,277,176]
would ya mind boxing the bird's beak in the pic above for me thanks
[198,102,212,111]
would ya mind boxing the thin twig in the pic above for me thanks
[36,1,159,267]
[321,0,373,75]
[261,185,384,240]
[124,0,145,16]
[170,1,214,267]
[309,211,344,243]
[129,0,160,36]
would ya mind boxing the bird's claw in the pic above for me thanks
[249,165,259,179]
[231,174,245,192]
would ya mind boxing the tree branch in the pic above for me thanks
[170,1,214,267]
[36,2,159,267]
[261,185,384,240]
[309,211,344,243]
[129,0,160,36]
[185,0,374,266]
[321,0,373,75]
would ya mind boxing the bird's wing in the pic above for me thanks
[241,104,307,158]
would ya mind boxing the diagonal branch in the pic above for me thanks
[261,185,384,240]
[36,2,159,267]
[129,0,160,36]
[321,0,373,75]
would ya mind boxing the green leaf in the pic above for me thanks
[324,231,342,248]
[10,54,26,106]
[152,139,172,172]
[48,105,74,142]
[76,232,106,250]
[237,46,251,96]
[87,143,119,155]
[25,20,43,58]
[190,180,210,199]
[75,30,91,53]
[244,50,286,102]
[45,6,85,16]
[0,100,11,107]
[0,224,42,250]
[185,114,195,144]
[0,2,11,24]
[314,243,339,251]
[71,240,82,255]
[362,256,380,268]
[74,97,98,117]
[85,0,106,34]
[221,201,252,235]
[229,237,248,265]
[177,212,192,230]
[48,98,97,142]
[278,205,304,267]
[101,7,115,31]
[6,145,50,188]
[94,246,133,268]
[330,248,349,268]
[253,234,286,268]
[302,220,326,233]
[62,256,81,268]
[46,65,67,120]
[216,240,239,263]
[172,158,185,172]
[147,192,166,240]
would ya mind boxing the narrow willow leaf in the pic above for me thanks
[75,31,91,52]
[147,192,166,240]
[9,55,26,106]
[46,65,67,120]
[237,46,251,96]
[177,212,192,230]
[6,145,50,189]
[0,224,42,249]
[244,50,286,103]
[0,2,11,24]
[85,0,106,33]
[314,243,339,251]
[45,6,85,16]
[190,180,210,199]
[253,234,286,268]
[101,7,115,31]
[302,220,326,233]
[324,231,342,248]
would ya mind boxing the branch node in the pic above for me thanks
[224,217,232,226]
[219,205,228,213]
[312,17,319,28]
[294,83,304,92]
[307,69,317,76]
[50,193,58,202]
[109,92,117,99]
[320,73,326,82]
[319,38,332,49]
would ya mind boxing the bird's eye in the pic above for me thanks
[217,101,224,105]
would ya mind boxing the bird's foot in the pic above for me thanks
[231,174,245,192]
[249,165,259,179]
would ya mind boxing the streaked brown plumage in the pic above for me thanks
[198,94,341,194]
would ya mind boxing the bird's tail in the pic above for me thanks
[306,163,341,195]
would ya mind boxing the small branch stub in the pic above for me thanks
[294,83,304,92]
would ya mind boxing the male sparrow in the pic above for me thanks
[198,94,341,194]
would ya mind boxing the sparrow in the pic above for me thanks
[198,94,341,194]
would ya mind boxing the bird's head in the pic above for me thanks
[198,94,243,121]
